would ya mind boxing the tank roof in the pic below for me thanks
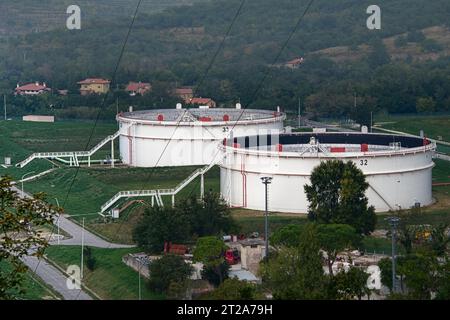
[118,108,283,123]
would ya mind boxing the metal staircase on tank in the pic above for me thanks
[99,158,220,217]
[15,123,132,168]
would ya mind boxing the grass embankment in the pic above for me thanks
[0,260,60,300]
[374,114,450,145]
[0,120,117,180]
[44,246,163,300]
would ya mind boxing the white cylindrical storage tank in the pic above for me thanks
[117,108,285,167]
[219,132,436,213]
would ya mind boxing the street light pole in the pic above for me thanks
[81,217,85,281]
[260,176,273,261]
[138,257,142,300]
[55,198,60,245]
[21,171,35,196]
[385,216,400,293]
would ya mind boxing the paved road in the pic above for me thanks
[51,214,134,248]
[21,254,93,300]
[11,186,134,300]
[435,152,450,162]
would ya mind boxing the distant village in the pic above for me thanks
[13,57,304,109]
[14,78,217,108]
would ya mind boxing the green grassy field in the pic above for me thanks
[0,120,117,180]
[0,260,59,300]
[45,246,163,300]
[374,114,450,142]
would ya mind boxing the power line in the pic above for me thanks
[102,0,248,250]
[32,0,144,292]
[187,0,316,199]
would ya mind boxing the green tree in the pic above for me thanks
[270,224,304,248]
[0,176,60,299]
[193,237,228,286]
[205,278,262,300]
[429,223,449,257]
[331,266,371,300]
[367,39,391,68]
[378,257,394,292]
[132,206,190,254]
[394,35,408,48]
[304,160,376,235]
[260,224,328,299]
[83,246,97,271]
[316,224,361,276]
[148,254,193,295]
[406,30,425,43]
[416,97,436,113]
[180,193,237,237]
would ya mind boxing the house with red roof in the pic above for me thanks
[284,57,304,69]
[125,82,152,96]
[189,97,216,108]
[174,87,194,103]
[15,82,51,96]
[77,78,110,95]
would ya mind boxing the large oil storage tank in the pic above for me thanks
[219,132,436,213]
[117,105,285,167]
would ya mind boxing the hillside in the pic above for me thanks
[310,25,450,63]
[1,0,450,120]
[0,0,200,36]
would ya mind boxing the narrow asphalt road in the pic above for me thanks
[50,214,135,248]
[21,254,93,300]
[11,186,134,300]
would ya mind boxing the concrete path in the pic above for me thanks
[435,152,450,162]
[21,254,93,300]
[51,214,134,248]
[10,185,134,300]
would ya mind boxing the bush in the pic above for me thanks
[148,254,193,294]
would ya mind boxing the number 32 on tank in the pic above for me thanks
[359,159,368,166]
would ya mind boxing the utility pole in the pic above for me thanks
[81,218,85,281]
[55,198,60,245]
[260,176,272,261]
[298,97,301,128]
[4,94,6,121]
[370,111,373,133]
[138,257,142,300]
[385,216,400,293]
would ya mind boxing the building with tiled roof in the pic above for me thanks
[125,82,152,96]
[15,82,51,95]
[77,78,110,95]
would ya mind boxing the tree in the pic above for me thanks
[304,160,376,235]
[367,39,390,68]
[394,36,408,48]
[316,224,361,276]
[132,205,190,254]
[148,254,193,296]
[133,193,238,254]
[406,30,425,43]
[0,176,59,299]
[378,257,394,292]
[260,224,328,299]
[270,224,304,248]
[416,97,436,113]
[429,223,449,257]
[193,237,228,286]
[180,193,237,238]
[331,266,371,300]
[83,247,97,271]
[205,278,262,300]
[396,252,439,299]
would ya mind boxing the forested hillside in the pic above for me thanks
[0,0,199,36]
[1,0,450,122]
